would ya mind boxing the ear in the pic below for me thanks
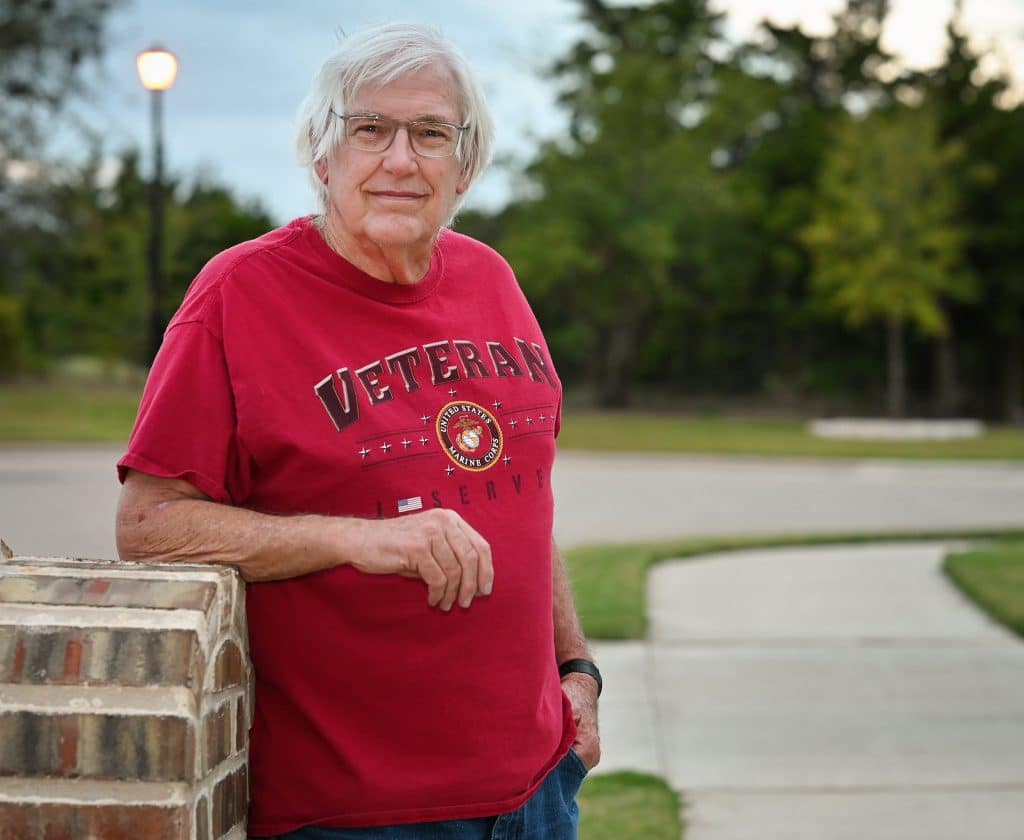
[315,158,329,185]
[455,174,470,195]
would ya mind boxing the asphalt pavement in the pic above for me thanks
[3,445,1024,559]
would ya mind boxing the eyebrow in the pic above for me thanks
[347,110,461,124]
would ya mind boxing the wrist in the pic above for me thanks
[558,658,602,697]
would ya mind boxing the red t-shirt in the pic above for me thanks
[118,218,575,834]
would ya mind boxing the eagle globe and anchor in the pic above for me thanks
[436,401,504,471]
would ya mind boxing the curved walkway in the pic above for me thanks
[592,541,1024,839]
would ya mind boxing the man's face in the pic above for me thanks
[319,67,468,256]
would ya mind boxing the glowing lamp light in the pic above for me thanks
[136,46,178,91]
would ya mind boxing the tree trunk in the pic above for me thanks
[598,320,637,408]
[886,314,906,418]
[934,331,960,417]
[1006,330,1024,426]
[597,292,651,409]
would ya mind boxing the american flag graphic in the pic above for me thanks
[397,496,423,514]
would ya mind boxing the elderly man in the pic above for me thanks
[115,21,600,840]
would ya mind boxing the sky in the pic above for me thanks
[80,0,1024,225]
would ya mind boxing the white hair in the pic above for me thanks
[295,22,495,223]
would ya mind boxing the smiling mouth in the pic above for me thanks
[371,190,425,200]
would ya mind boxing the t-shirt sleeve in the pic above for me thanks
[117,317,251,505]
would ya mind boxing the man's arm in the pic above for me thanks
[552,538,601,769]
[116,469,493,611]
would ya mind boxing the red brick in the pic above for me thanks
[0,712,193,781]
[195,794,211,840]
[235,696,247,752]
[203,705,232,773]
[213,640,243,690]
[0,801,189,840]
[0,626,201,688]
[211,765,247,837]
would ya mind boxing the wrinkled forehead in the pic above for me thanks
[345,66,463,121]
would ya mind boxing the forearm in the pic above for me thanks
[551,539,592,664]
[551,537,602,767]
[116,481,362,582]
[116,470,494,605]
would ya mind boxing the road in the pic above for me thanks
[1,445,1022,559]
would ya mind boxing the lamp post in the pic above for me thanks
[136,45,178,363]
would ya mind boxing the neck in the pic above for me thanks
[319,216,435,286]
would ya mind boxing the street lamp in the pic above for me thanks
[136,45,178,363]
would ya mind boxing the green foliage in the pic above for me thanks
[500,0,730,407]
[5,0,1024,420]
[8,149,274,366]
[802,105,974,415]
[0,0,123,154]
[944,542,1024,637]
[803,106,973,336]
[0,294,29,375]
[579,772,683,839]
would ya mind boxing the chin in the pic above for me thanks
[365,218,435,248]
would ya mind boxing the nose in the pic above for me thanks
[381,126,419,174]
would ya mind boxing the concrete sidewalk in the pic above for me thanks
[591,542,1024,840]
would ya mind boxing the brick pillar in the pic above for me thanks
[0,551,251,840]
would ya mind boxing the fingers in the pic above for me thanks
[428,529,462,611]
[429,511,493,611]
[363,509,493,611]
[443,515,493,608]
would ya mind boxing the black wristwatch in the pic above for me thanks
[558,658,602,697]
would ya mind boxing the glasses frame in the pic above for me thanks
[330,110,468,159]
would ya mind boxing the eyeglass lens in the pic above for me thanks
[345,116,459,157]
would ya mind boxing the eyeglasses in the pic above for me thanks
[331,111,468,158]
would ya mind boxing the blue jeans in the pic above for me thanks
[266,748,588,840]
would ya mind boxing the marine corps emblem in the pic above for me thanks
[436,401,503,472]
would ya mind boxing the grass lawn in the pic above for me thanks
[4,384,1024,460]
[0,384,141,442]
[559,411,1024,460]
[567,529,1024,640]
[944,542,1024,637]
[579,772,683,839]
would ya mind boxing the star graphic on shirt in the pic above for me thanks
[539,413,547,422]
[448,387,457,397]
[503,455,512,465]
[420,414,431,424]
[401,439,412,449]
[380,442,392,453]
[419,436,429,446]
[445,465,455,476]
[358,447,371,459]
[526,416,534,425]
[510,419,518,429]
[492,400,503,410]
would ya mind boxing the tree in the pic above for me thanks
[802,106,974,417]
[924,2,1024,422]
[0,0,121,153]
[710,0,899,400]
[17,149,274,366]
[0,0,124,372]
[500,0,730,406]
